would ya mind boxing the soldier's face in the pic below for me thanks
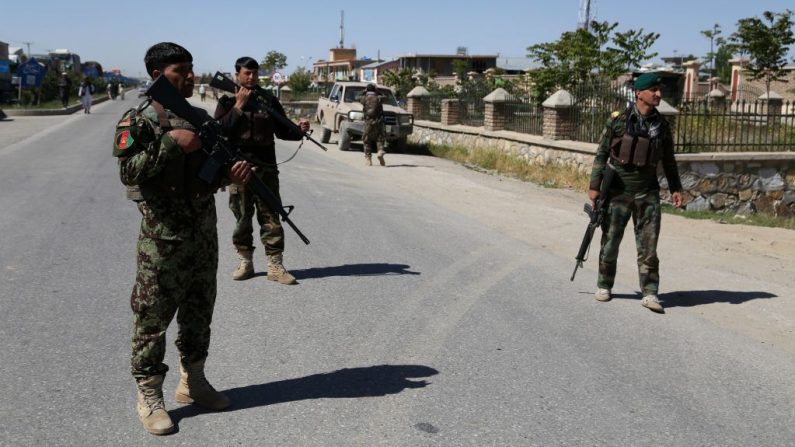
[154,62,195,98]
[236,67,259,88]
[636,85,662,108]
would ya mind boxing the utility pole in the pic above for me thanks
[22,41,33,58]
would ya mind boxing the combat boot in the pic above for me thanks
[174,358,231,410]
[232,245,254,280]
[136,375,174,435]
[267,253,298,285]
[376,149,386,166]
[641,294,665,314]
[365,154,373,166]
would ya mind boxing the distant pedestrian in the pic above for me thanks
[107,82,113,100]
[78,78,95,114]
[58,72,72,108]
[118,82,125,100]
[198,84,206,102]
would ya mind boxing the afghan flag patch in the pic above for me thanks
[115,130,134,151]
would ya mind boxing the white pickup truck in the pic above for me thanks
[315,81,413,151]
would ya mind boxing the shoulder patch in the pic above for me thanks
[116,109,134,128]
[610,111,621,119]
[114,129,134,152]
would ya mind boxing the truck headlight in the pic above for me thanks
[399,114,413,125]
[348,111,364,121]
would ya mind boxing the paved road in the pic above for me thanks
[0,96,793,446]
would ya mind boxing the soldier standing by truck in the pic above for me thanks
[359,83,386,166]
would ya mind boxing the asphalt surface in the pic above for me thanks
[0,96,793,446]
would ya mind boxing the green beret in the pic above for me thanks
[634,73,662,91]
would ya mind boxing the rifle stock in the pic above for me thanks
[145,75,310,245]
[209,72,327,152]
[570,164,615,281]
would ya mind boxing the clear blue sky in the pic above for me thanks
[2,0,793,78]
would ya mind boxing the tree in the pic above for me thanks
[730,9,795,96]
[381,68,416,99]
[701,24,722,76]
[451,59,469,80]
[526,21,659,100]
[287,66,311,93]
[260,51,287,75]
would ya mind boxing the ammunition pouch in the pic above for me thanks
[610,133,661,168]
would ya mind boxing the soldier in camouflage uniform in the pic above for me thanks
[214,56,310,284]
[588,73,683,314]
[360,83,386,166]
[114,42,252,435]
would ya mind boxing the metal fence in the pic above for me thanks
[674,99,795,152]
[570,82,630,143]
[504,94,544,135]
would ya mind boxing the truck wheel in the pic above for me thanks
[320,127,331,143]
[338,122,351,151]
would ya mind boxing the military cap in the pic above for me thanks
[634,73,662,91]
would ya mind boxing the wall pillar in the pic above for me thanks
[441,98,460,125]
[541,89,574,140]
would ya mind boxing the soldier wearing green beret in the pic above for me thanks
[587,72,683,314]
[114,42,253,435]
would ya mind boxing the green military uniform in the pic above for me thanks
[214,94,303,256]
[114,101,225,379]
[589,102,682,297]
[360,90,386,162]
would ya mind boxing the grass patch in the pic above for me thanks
[406,142,589,190]
[662,206,795,230]
[407,141,794,230]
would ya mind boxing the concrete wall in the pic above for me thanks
[409,120,795,217]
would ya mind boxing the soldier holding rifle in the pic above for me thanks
[587,73,683,314]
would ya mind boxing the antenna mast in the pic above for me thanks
[578,0,592,30]
[339,10,345,48]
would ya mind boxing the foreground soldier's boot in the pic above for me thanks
[376,149,386,166]
[136,375,174,435]
[595,288,612,302]
[267,253,298,285]
[174,358,231,410]
[365,154,373,166]
[231,245,254,280]
[641,294,665,314]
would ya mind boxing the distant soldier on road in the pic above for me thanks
[57,72,71,108]
[113,42,252,435]
[588,72,683,314]
[359,83,386,166]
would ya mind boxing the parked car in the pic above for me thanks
[137,80,152,97]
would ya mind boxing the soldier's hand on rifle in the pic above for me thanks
[234,86,252,110]
[671,191,683,208]
[297,118,310,133]
[228,160,253,185]
[588,189,600,208]
[169,129,202,154]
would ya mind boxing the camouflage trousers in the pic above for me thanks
[598,191,662,296]
[229,168,284,255]
[130,233,218,379]
[363,119,385,157]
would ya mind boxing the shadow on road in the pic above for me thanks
[291,263,420,280]
[661,290,778,307]
[170,364,439,423]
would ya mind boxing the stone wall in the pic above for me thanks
[409,120,795,217]
[280,101,317,119]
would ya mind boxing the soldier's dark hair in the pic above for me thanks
[144,42,193,77]
[235,57,260,73]
[366,83,376,92]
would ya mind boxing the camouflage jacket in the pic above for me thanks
[589,104,682,194]
[114,103,222,241]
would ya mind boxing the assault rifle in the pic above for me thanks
[145,75,310,245]
[570,164,615,281]
[208,71,327,152]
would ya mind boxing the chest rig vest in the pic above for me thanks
[127,102,217,200]
[609,108,664,168]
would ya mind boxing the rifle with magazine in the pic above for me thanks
[209,71,327,152]
[570,164,615,281]
[145,75,310,245]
